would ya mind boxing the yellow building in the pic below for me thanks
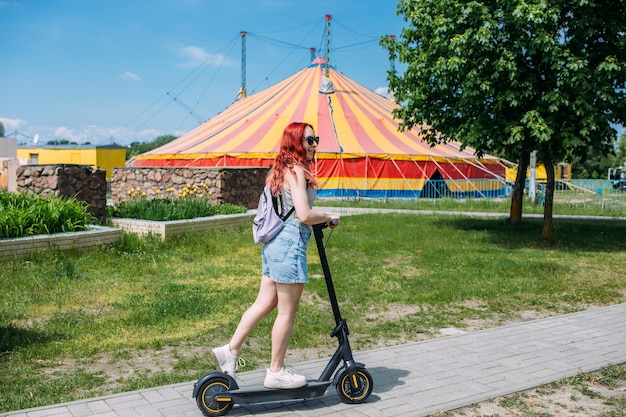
[505,162,571,183]
[17,144,126,180]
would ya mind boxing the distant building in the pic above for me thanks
[16,144,126,180]
[0,137,17,158]
[0,137,19,191]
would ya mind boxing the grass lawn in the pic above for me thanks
[1,210,625,412]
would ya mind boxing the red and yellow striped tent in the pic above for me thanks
[133,60,507,198]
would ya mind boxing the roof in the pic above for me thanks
[17,144,125,150]
[135,61,495,165]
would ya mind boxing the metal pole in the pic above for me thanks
[240,31,247,98]
[529,150,537,201]
[324,15,331,77]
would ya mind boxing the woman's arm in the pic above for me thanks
[285,167,339,227]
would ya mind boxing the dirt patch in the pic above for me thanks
[436,375,625,416]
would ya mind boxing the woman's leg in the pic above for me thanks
[229,275,278,355]
[269,282,304,372]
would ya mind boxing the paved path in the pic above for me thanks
[2,303,625,417]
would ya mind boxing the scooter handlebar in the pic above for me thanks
[315,218,339,229]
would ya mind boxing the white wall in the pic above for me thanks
[0,137,17,158]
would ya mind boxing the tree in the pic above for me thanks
[617,130,626,167]
[382,0,626,240]
[566,128,626,178]
[0,121,4,138]
[568,143,617,178]
[47,139,73,145]
[126,134,177,160]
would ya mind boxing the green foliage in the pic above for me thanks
[617,130,626,166]
[613,130,626,168]
[107,197,246,221]
[383,0,626,166]
[0,121,5,137]
[384,0,626,237]
[568,126,626,178]
[0,192,97,238]
[126,134,177,160]
[46,139,76,145]
[569,143,618,178]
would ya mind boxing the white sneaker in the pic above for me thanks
[264,367,307,389]
[211,344,238,375]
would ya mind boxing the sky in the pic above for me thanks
[0,0,406,146]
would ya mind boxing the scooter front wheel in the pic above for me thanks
[196,376,234,416]
[335,367,373,404]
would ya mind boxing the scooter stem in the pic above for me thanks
[312,223,343,326]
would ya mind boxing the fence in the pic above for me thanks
[104,173,625,213]
[317,178,511,199]
[321,178,626,213]
[545,179,626,212]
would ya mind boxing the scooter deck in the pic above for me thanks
[218,380,332,404]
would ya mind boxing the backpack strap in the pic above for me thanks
[273,194,295,221]
[281,206,295,221]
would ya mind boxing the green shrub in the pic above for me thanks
[0,192,97,239]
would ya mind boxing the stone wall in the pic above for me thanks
[0,226,123,261]
[109,212,255,239]
[16,164,108,222]
[111,167,269,209]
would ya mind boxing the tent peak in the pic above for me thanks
[309,56,331,69]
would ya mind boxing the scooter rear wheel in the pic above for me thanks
[335,367,373,404]
[195,376,234,416]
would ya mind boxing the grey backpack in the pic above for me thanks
[252,185,295,244]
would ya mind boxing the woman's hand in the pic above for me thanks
[327,216,340,229]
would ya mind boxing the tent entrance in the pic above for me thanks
[421,170,449,199]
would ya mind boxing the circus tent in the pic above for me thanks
[132,60,508,198]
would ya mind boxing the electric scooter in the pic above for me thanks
[192,221,374,416]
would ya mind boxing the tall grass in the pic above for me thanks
[109,183,248,221]
[320,195,626,217]
[0,213,624,411]
[107,198,247,221]
[0,192,97,239]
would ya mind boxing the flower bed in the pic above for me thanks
[108,211,256,239]
[0,225,123,261]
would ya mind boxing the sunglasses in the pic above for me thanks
[305,136,319,146]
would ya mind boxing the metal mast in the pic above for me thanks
[324,15,331,76]
[240,31,247,98]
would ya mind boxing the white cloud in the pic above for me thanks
[0,116,26,132]
[0,2,22,8]
[122,71,142,81]
[15,125,154,146]
[52,125,129,145]
[4,118,182,147]
[178,45,235,68]
[53,126,78,141]
[374,86,389,98]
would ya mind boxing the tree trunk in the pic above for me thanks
[542,156,555,241]
[509,151,529,224]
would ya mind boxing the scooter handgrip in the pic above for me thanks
[315,219,338,229]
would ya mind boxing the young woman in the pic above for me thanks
[212,122,340,389]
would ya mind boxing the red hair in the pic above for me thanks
[268,122,318,195]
